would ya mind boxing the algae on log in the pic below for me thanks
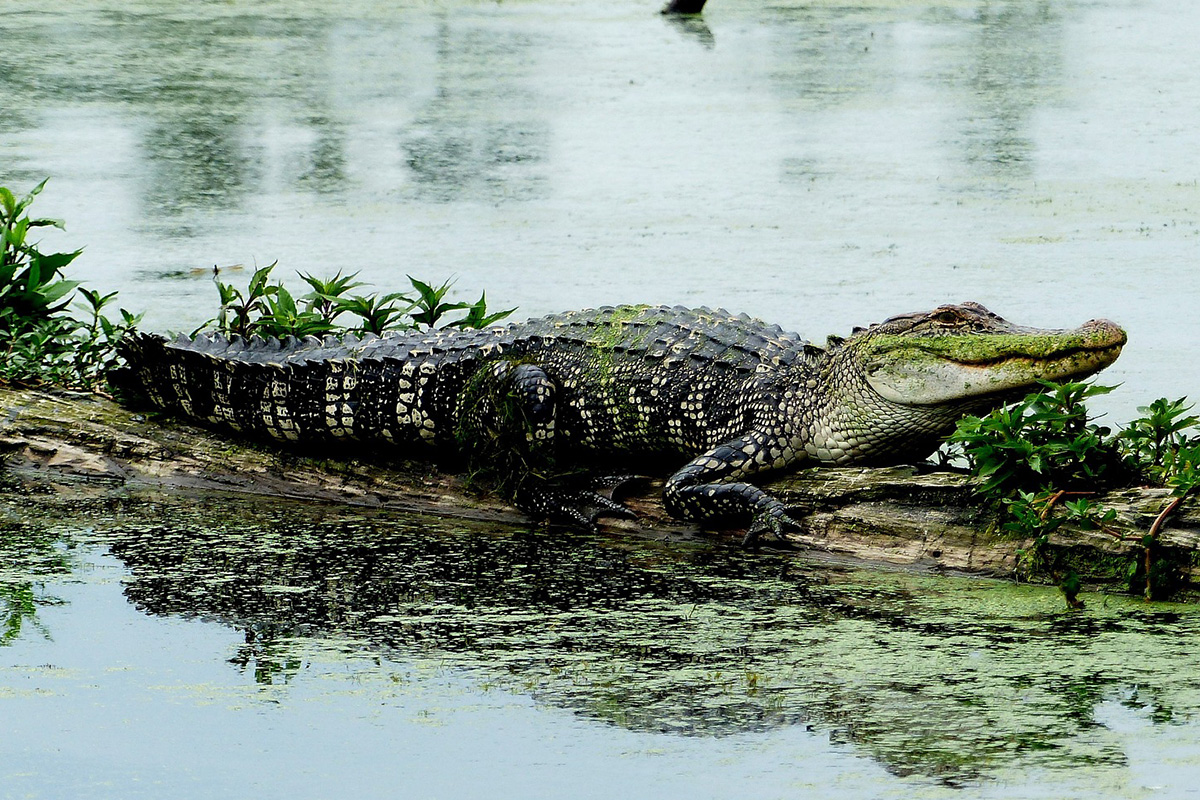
[1,387,1197,596]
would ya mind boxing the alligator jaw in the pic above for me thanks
[861,318,1127,407]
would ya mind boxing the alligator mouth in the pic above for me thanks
[937,321,1126,368]
[864,320,1127,406]
[943,340,1126,371]
[949,342,1125,400]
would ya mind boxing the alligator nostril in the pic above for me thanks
[1080,319,1127,345]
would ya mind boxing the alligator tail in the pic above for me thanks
[109,331,173,409]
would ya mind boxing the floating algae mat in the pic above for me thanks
[3,488,1200,796]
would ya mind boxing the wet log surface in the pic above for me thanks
[3,387,1197,595]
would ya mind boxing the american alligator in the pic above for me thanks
[114,302,1125,539]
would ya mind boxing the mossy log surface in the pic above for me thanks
[3,387,1197,595]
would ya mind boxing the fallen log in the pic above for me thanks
[2,387,1197,598]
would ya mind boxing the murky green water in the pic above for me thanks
[4,0,1200,795]
[3,488,1200,797]
[3,0,1200,421]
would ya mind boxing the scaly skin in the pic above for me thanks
[114,302,1126,537]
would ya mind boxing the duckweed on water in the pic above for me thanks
[4,488,1200,785]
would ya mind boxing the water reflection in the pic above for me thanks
[401,20,548,203]
[115,11,341,217]
[298,115,350,193]
[142,115,260,217]
[19,492,1189,786]
[950,1,1065,182]
[0,1,1075,213]
[0,5,552,211]
[0,516,70,646]
[662,13,715,50]
[767,6,887,110]
[765,1,1068,188]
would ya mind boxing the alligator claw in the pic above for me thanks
[585,491,639,522]
[742,508,802,549]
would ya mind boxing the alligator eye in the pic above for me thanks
[932,310,964,326]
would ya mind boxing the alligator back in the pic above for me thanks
[115,305,813,457]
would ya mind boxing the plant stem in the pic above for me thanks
[1145,494,1185,600]
[1037,490,1093,520]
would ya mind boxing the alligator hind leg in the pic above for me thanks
[457,360,637,527]
[458,361,558,449]
[515,479,637,528]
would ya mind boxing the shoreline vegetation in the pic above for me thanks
[3,179,1199,602]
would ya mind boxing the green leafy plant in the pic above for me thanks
[207,267,515,338]
[1167,445,1200,498]
[331,292,413,335]
[406,276,467,328]
[404,276,515,330]
[297,271,366,321]
[0,179,141,390]
[444,290,518,330]
[1,179,81,320]
[949,381,1124,498]
[1117,397,1200,483]
[950,380,1200,600]
[71,287,143,386]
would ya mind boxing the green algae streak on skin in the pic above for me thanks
[549,304,659,440]
[862,329,1128,364]
[580,304,653,376]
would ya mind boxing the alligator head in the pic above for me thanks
[848,301,1126,406]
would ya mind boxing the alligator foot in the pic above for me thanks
[516,480,639,530]
[742,507,803,549]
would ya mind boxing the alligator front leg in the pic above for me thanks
[663,432,802,545]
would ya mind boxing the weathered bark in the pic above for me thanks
[2,387,1196,596]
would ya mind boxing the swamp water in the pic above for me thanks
[2,0,1200,422]
[4,0,1200,795]
[3,488,1200,797]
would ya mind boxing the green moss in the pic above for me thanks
[551,306,657,439]
[597,304,653,330]
[581,304,653,371]
[1021,539,1193,601]
[862,331,1122,365]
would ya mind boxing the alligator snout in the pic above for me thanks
[1079,319,1127,349]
